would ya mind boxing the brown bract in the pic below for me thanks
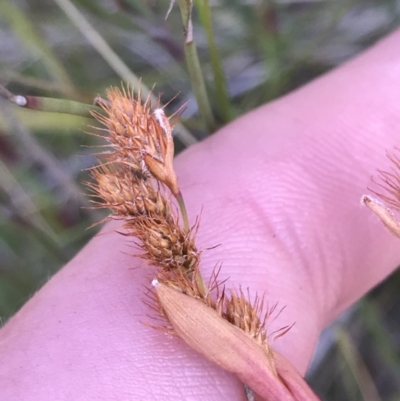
[154,282,321,401]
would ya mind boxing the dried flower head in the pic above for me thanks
[87,164,170,219]
[86,84,319,401]
[93,86,179,197]
[87,85,199,273]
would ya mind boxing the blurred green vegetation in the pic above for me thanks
[0,0,400,400]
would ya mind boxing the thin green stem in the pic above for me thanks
[254,3,284,101]
[0,84,100,118]
[176,0,217,132]
[175,190,190,233]
[336,326,382,401]
[195,0,232,123]
[175,189,208,296]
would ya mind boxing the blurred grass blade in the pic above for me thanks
[1,0,73,89]
[254,3,286,101]
[336,326,382,401]
[0,98,87,207]
[360,299,400,384]
[53,0,197,147]
[0,71,85,99]
[0,159,57,241]
[176,0,216,132]
[194,0,232,123]
[0,160,67,262]
[112,0,153,18]
[75,0,184,63]
[53,0,144,92]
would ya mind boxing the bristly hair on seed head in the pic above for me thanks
[362,148,400,238]
[86,84,200,274]
[84,84,317,401]
[371,149,400,212]
[92,85,180,197]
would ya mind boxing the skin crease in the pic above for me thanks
[2,29,400,401]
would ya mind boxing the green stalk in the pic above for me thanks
[175,190,190,233]
[21,96,100,117]
[336,327,382,401]
[359,299,400,380]
[175,189,207,296]
[194,0,232,123]
[0,84,100,118]
[176,0,217,132]
[254,3,284,101]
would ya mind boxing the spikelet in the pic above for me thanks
[93,87,179,196]
[87,163,169,219]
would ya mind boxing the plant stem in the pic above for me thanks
[336,327,381,401]
[0,84,99,117]
[175,188,208,295]
[195,0,232,123]
[176,0,217,132]
[175,190,190,233]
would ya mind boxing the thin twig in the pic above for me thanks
[176,0,217,132]
[195,0,232,123]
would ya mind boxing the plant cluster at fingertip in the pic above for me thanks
[86,84,321,401]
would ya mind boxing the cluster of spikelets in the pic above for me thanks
[86,85,321,401]
[87,87,199,273]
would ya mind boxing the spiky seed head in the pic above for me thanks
[94,87,179,196]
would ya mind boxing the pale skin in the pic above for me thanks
[1,29,400,401]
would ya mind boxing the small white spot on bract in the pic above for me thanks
[152,278,160,287]
[14,95,27,106]
[153,108,169,134]
[153,108,165,119]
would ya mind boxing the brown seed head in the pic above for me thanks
[93,86,179,196]
[87,163,170,219]
[125,215,199,272]
[223,289,269,350]
[87,85,199,274]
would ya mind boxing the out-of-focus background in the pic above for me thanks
[0,0,399,399]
